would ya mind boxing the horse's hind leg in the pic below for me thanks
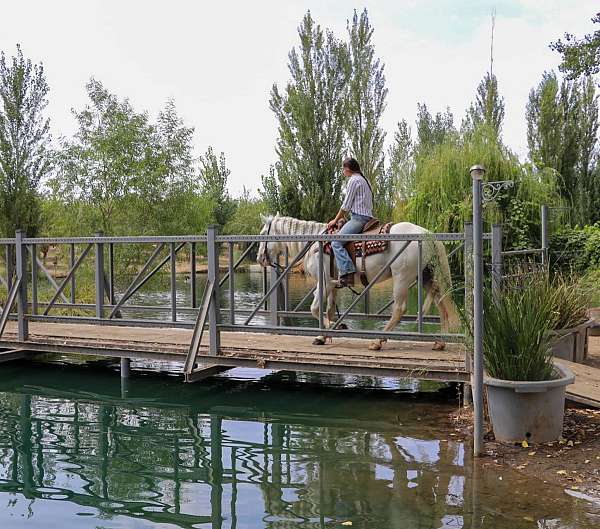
[369,281,409,351]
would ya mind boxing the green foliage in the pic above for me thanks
[462,72,505,141]
[386,119,414,204]
[224,188,268,236]
[345,8,388,217]
[199,146,236,228]
[0,44,51,237]
[483,275,556,382]
[51,79,198,236]
[549,223,600,273]
[268,11,348,221]
[551,13,600,81]
[415,103,456,155]
[398,128,562,248]
[548,274,590,329]
[526,71,599,224]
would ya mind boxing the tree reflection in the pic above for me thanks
[0,367,592,529]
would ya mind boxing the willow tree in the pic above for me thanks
[0,45,51,237]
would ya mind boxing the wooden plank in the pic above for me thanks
[555,358,600,408]
[0,321,469,380]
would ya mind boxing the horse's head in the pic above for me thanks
[257,213,283,267]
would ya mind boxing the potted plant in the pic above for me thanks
[483,274,575,443]
[547,275,594,363]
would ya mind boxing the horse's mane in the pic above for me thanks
[266,215,326,257]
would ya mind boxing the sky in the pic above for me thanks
[1,0,598,196]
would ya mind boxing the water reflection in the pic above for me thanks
[0,364,597,529]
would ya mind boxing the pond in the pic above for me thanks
[0,362,598,529]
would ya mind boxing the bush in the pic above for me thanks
[549,223,600,274]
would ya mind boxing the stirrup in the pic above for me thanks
[334,274,355,289]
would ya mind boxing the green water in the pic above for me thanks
[0,362,598,529]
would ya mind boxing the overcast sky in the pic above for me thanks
[1,0,598,196]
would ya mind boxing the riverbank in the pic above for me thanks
[453,335,600,501]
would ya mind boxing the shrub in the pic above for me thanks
[549,223,600,274]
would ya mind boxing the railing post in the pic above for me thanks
[190,242,197,308]
[318,242,325,330]
[417,240,424,333]
[284,246,290,311]
[541,204,549,267]
[70,243,76,304]
[207,225,221,356]
[491,224,503,299]
[15,230,28,341]
[471,165,485,458]
[30,244,38,316]
[108,243,115,305]
[270,264,279,327]
[170,242,177,322]
[463,222,473,407]
[94,232,105,319]
[228,242,235,324]
[6,244,14,291]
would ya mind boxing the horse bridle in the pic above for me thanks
[262,218,284,271]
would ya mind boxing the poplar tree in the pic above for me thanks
[463,72,505,140]
[199,146,235,228]
[526,71,599,223]
[345,9,387,215]
[387,119,414,202]
[0,45,51,237]
[415,103,456,155]
[268,11,348,221]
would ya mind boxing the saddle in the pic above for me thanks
[323,219,393,287]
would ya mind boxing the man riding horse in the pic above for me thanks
[327,157,374,288]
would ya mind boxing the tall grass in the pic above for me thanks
[483,274,555,381]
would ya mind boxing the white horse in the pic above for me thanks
[256,214,460,350]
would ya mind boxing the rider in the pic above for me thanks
[327,157,374,288]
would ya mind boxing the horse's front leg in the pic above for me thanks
[310,281,335,345]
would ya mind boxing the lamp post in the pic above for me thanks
[470,165,513,457]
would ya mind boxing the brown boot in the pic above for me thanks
[335,272,355,288]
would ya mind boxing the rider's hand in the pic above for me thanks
[327,219,337,230]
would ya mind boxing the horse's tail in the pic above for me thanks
[431,240,461,332]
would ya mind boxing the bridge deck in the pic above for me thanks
[0,321,469,382]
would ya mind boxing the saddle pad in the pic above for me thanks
[323,222,393,257]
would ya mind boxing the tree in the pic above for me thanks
[415,103,456,155]
[199,146,235,228]
[345,9,387,215]
[526,71,599,223]
[0,44,51,237]
[53,79,197,235]
[551,13,600,82]
[462,72,505,140]
[386,119,414,205]
[268,11,348,221]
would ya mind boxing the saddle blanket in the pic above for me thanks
[323,222,393,257]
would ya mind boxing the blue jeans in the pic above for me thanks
[332,213,371,276]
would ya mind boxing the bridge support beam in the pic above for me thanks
[120,357,130,378]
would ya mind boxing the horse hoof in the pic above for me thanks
[369,341,382,351]
[312,337,326,346]
[432,341,446,351]
[337,323,348,330]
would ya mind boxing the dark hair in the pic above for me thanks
[343,157,363,176]
[343,156,373,195]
